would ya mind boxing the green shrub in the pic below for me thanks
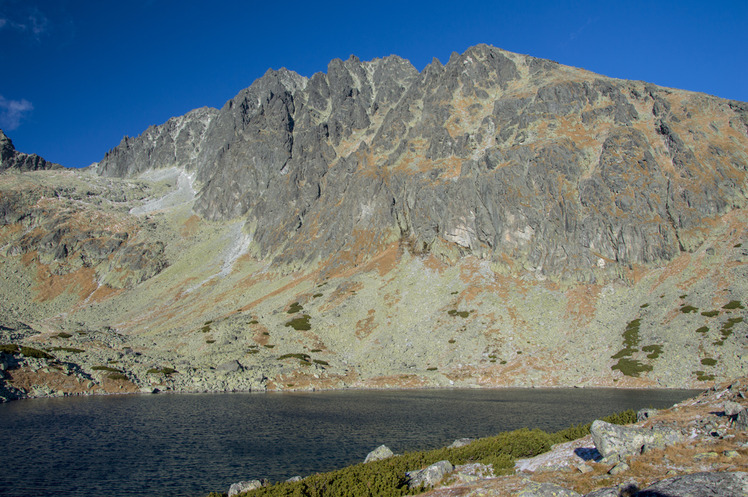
[640,303,649,308]
[0,343,20,354]
[147,367,177,375]
[50,347,85,353]
[107,373,128,381]
[313,359,329,366]
[700,358,717,366]
[311,349,322,353]
[206,339,216,344]
[641,344,663,359]
[287,302,304,314]
[313,293,323,298]
[278,353,311,364]
[54,332,72,339]
[611,347,638,359]
[447,310,470,318]
[248,349,259,354]
[611,358,653,377]
[263,344,275,348]
[200,325,211,333]
[248,320,259,325]
[426,367,437,371]
[680,305,698,314]
[238,410,636,497]
[93,365,122,372]
[20,346,53,360]
[695,326,710,334]
[285,315,312,331]
[694,370,715,381]
[723,300,744,310]
[701,310,719,317]
[448,339,456,344]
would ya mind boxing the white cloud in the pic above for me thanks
[0,7,49,39]
[0,95,33,131]
[0,18,7,29]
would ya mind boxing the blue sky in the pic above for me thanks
[1,0,746,168]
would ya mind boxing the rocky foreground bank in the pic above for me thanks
[221,378,748,497]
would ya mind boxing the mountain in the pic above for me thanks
[0,129,62,172]
[1,45,747,401]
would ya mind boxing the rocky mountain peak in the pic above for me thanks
[0,128,61,172]
[92,44,748,279]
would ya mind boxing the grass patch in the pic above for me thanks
[701,310,719,317]
[50,347,85,354]
[248,320,259,325]
[723,300,744,310]
[695,326,709,334]
[248,349,259,354]
[641,344,663,359]
[263,344,275,349]
[107,373,128,381]
[0,344,20,354]
[611,347,638,359]
[237,411,635,497]
[54,332,72,339]
[447,310,470,318]
[500,360,507,364]
[147,367,177,375]
[680,305,698,313]
[640,303,649,308]
[92,365,122,373]
[20,346,53,360]
[278,353,311,363]
[447,339,456,344]
[694,370,715,381]
[287,302,304,314]
[426,367,437,371]
[700,358,717,366]
[311,349,322,353]
[611,358,653,377]
[313,359,329,366]
[206,339,215,344]
[200,324,211,333]
[285,315,311,331]
[313,293,323,298]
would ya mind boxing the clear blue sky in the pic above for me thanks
[1,0,746,168]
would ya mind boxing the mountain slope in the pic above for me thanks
[1,45,747,400]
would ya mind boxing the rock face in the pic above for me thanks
[636,471,748,497]
[0,129,61,172]
[94,44,748,279]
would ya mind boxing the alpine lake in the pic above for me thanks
[0,388,697,497]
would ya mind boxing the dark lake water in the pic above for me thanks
[0,388,696,497]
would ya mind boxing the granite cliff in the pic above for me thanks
[1,45,747,400]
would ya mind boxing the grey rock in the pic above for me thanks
[734,409,748,430]
[608,461,629,475]
[516,480,582,497]
[216,360,243,374]
[723,400,743,416]
[406,460,453,489]
[584,483,639,497]
[228,479,267,496]
[448,437,474,448]
[286,476,302,482]
[636,471,748,496]
[636,408,658,422]
[364,444,394,463]
[590,420,683,459]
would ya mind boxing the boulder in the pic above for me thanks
[217,360,243,374]
[516,480,581,496]
[636,471,748,496]
[448,437,474,448]
[406,460,453,489]
[636,408,658,422]
[590,420,682,459]
[723,400,743,416]
[584,483,638,497]
[228,479,267,496]
[364,444,394,463]
[733,409,748,430]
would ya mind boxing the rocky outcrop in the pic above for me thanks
[92,44,748,279]
[0,129,61,172]
[227,479,268,496]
